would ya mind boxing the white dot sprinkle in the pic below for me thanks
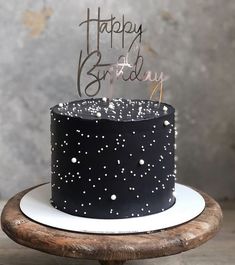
[96,112,101,118]
[111,194,117,200]
[164,120,170,126]
[163,106,168,112]
[71,157,77,163]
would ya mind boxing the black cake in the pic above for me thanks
[50,98,176,219]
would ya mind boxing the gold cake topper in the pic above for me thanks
[77,7,168,104]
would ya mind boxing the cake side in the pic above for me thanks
[50,98,176,219]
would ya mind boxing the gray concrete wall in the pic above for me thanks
[0,0,235,200]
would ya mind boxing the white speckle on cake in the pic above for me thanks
[164,120,170,126]
[108,102,115,109]
[71,157,77,163]
[139,159,145,165]
[163,106,168,112]
[96,112,101,118]
[111,194,117,200]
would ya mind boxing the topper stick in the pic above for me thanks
[150,80,163,105]
[108,65,115,100]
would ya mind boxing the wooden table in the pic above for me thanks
[1,185,223,265]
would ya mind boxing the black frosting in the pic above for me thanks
[50,98,176,219]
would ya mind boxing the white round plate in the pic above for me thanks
[20,183,205,234]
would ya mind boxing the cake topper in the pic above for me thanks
[77,7,168,102]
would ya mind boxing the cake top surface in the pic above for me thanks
[51,98,174,122]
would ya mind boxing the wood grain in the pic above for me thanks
[99,261,125,265]
[1,184,223,265]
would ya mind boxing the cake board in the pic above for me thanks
[19,183,206,234]
[1,184,223,265]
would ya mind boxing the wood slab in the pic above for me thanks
[1,184,223,265]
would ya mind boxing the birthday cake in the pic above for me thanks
[50,97,176,219]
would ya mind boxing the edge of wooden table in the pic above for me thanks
[1,183,223,262]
